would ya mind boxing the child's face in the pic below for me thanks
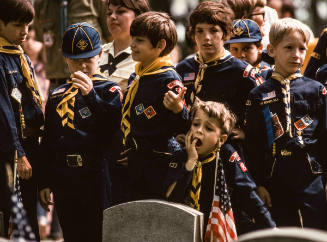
[65,53,102,78]
[0,21,30,45]
[189,109,225,158]
[131,36,162,67]
[194,23,224,62]
[230,42,262,66]
[268,30,307,77]
[107,4,135,40]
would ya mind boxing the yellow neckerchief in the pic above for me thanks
[189,151,217,210]
[0,37,42,107]
[56,70,107,129]
[121,55,174,145]
[271,71,302,137]
[189,49,230,109]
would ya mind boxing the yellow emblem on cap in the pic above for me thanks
[234,27,244,36]
[76,39,88,51]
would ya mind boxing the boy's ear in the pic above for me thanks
[156,39,166,52]
[267,43,275,58]
[217,134,228,148]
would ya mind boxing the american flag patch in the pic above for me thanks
[229,151,241,163]
[262,91,276,100]
[184,72,195,81]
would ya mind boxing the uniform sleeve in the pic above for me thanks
[163,77,190,134]
[304,28,327,79]
[244,92,269,186]
[83,83,122,135]
[0,65,25,157]
[221,143,276,229]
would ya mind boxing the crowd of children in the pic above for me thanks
[1,0,327,241]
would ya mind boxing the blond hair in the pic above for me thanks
[269,18,310,46]
[190,99,236,136]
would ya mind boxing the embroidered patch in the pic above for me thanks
[239,162,248,172]
[229,151,241,163]
[234,27,244,36]
[255,76,264,86]
[246,99,251,106]
[11,87,22,103]
[322,87,327,95]
[294,115,313,131]
[135,103,145,115]
[76,39,88,50]
[79,107,92,118]
[52,88,66,95]
[243,64,252,78]
[271,113,284,140]
[262,91,276,101]
[144,106,157,119]
[167,80,183,90]
[184,72,195,81]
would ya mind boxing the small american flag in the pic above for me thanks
[262,91,276,100]
[184,72,195,81]
[205,156,237,242]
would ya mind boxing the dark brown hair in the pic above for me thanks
[190,99,236,136]
[1,0,34,24]
[130,11,177,57]
[108,0,150,16]
[189,1,234,41]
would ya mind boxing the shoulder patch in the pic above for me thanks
[229,151,241,163]
[322,87,327,95]
[246,99,251,106]
[109,85,123,101]
[239,162,248,172]
[243,64,252,78]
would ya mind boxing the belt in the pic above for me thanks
[66,154,83,167]
[56,152,103,168]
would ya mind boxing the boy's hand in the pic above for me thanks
[163,87,186,114]
[185,131,198,171]
[257,186,272,207]
[72,71,93,95]
[39,188,53,211]
[17,156,32,180]
[231,127,245,141]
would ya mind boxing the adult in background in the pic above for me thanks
[33,0,111,89]
[99,0,150,94]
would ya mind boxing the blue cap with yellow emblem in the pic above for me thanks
[225,19,262,44]
[62,22,101,59]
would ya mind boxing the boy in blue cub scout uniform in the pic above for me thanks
[118,11,189,201]
[167,1,274,235]
[225,19,271,73]
[164,100,275,239]
[304,26,327,80]
[245,18,327,229]
[0,0,43,239]
[39,22,122,242]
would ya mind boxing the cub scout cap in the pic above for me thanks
[316,64,327,84]
[62,22,101,59]
[225,19,262,44]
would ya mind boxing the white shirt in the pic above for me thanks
[99,41,136,93]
